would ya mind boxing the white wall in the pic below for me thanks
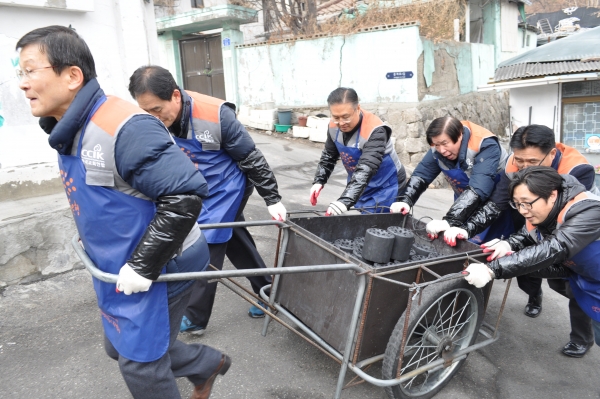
[236,26,422,107]
[0,0,158,199]
[509,84,561,139]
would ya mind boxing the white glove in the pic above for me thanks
[481,239,513,261]
[268,201,287,221]
[326,201,347,216]
[425,219,450,239]
[116,264,152,295]
[444,227,468,247]
[309,184,323,206]
[390,201,411,215]
[464,262,495,288]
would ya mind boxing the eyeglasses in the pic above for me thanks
[512,150,551,168]
[509,196,542,211]
[15,65,55,81]
[330,109,356,125]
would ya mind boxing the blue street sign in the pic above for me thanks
[223,38,231,47]
[386,71,413,79]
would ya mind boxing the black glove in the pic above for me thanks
[398,175,428,206]
[313,148,338,185]
[238,148,282,206]
[443,187,481,227]
[127,194,202,280]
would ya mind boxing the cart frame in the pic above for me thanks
[71,216,511,399]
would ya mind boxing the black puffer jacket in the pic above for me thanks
[488,175,600,279]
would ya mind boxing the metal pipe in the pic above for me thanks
[72,233,358,283]
[334,273,368,399]
[354,354,384,369]
[262,228,289,336]
[217,276,342,364]
[347,326,500,387]
[198,220,286,229]
[263,295,344,362]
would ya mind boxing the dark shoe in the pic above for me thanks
[562,341,590,358]
[190,354,231,399]
[524,292,543,318]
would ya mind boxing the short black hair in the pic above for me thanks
[128,65,178,101]
[16,25,97,83]
[426,116,463,145]
[327,87,359,108]
[510,125,555,154]
[509,166,563,200]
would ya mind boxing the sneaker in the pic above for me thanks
[180,315,205,335]
[248,301,268,318]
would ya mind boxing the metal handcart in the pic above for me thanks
[72,211,511,399]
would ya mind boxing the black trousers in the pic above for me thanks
[104,287,223,398]
[184,187,272,327]
[518,274,594,346]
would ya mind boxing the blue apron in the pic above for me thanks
[334,128,398,213]
[172,105,246,244]
[440,162,514,244]
[566,241,600,322]
[59,96,170,362]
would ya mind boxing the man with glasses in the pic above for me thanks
[448,124,597,357]
[310,87,406,214]
[16,25,230,398]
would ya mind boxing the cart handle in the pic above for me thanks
[71,234,363,284]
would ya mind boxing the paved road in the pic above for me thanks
[1,131,599,399]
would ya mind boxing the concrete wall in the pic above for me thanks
[0,0,159,202]
[236,25,423,107]
[236,25,497,109]
[418,40,495,100]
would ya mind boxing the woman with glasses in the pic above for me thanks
[448,125,597,352]
[393,116,510,243]
[310,87,407,214]
[464,166,600,351]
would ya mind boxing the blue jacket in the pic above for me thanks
[411,126,502,201]
[42,79,209,297]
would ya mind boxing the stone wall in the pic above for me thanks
[0,198,80,288]
[287,89,510,187]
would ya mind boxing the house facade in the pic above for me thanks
[479,27,600,169]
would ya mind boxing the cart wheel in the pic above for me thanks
[382,278,484,399]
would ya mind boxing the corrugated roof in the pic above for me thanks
[498,26,600,67]
[494,60,600,81]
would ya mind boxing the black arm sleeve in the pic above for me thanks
[238,148,282,206]
[463,200,502,237]
[399,175,429,206]
[337,127,389,207]
[489,200,600,279]
[127,194,203,280]
[313,133,340,185]
[443,187,482,227]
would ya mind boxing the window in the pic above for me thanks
[561,81,600,151]
[191,0,203,8]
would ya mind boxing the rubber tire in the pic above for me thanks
[382,278,484,399]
